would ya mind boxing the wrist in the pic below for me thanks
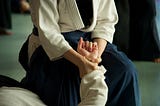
[63,49,83,66]
[78,57,98,78]
[86,56,102,64]
[93,57,102,63]
[93,38,107,57]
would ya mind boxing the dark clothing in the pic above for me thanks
[0,0,12,29]
[76,0,93,26]
[113,0,130,54]
[129,0,160,61]
[113,0,160,61]
[0,75,20,87]
[11,0,21,13]
[19,30,141,106]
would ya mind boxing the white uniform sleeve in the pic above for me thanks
[92,0,118,43]
[78,66,108,106]
[0,87,46,106]
[33,0,72,60]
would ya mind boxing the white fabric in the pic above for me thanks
[0,87,46,106]
[79,66,108,106]
[28,0,118,61]
[0,66,107,106]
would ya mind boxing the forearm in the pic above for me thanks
[63,49,83,67]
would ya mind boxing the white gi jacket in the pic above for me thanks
[28,0,118,61]
[26,0,117,105]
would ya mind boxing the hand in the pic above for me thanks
[78,56,98,78]
[77,37,101,78]
[77,37,101,63]
[93,38,107,60]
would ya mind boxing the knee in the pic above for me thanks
[122,61,138,81]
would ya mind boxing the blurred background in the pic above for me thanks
[0,0,160,106]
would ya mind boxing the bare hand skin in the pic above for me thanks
[63,48,97,78]
[64,37,106,78]
[93,38,107,59]
[77,37,102,63]
[77,37,103,77]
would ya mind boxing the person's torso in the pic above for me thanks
[30,0,99,32]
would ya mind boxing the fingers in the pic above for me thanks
[77,38,101,63]
[78,37,83,49]
[78,38,96,52]
[77,37,89,56]
[84,41,96,52]
[92,42,98,51]
[89,42,92,52]
[77,37,84,53]
[92,42,97,47]
[85,41,89,51]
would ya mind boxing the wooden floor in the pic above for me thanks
[0,14,160,106]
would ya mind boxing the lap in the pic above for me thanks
[20,31,139,106]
